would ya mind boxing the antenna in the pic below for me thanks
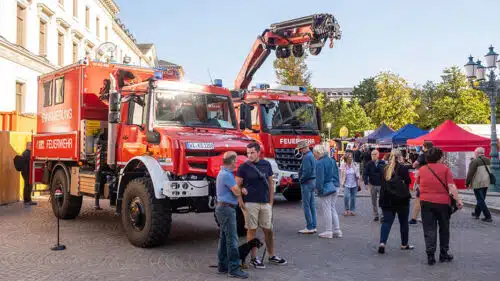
[207,68,214,84]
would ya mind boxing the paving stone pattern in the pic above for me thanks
[0,195,499,281]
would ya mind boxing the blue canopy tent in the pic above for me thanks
[358,123,394,144]
[378,124,428,145]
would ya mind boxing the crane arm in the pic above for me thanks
[234,13,341,90]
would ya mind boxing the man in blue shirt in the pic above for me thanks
[297,140,317,234]
[236,142,287,269]
[215,151,249,279]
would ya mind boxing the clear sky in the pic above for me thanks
[116,0,500,88]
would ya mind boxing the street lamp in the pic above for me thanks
[326,122,332,140]
[465,45,500,192]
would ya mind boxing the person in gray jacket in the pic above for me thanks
[466,147,493,222]
[313,144,342,239]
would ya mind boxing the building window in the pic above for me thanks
[55,77,65,104]
[16,82,25,113]
[73,0,78,17]
[85,7,90,29]
[72,42,78,62]
[104,26,108,41]
[39,20,47,56]
[58,32,64,66]
[43,80,53,107]
[16,5,26,47]
[96,17,100,38]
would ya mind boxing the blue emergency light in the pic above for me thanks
[256,83,270,90]
[298,86,307,93]
[154,71,163,79]
[213,79,223,87]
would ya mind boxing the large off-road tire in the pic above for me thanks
[282,189,302,202]
[121,177,171,248]
[50,168,82,219]
[214,206,247,237]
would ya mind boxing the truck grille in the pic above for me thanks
[275,148,301,172]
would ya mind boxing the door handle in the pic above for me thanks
[122,135,128,140]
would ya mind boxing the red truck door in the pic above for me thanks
[116,99,147,164]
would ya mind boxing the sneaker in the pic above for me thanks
[250,258,265,269]
[482,217,493,222]
[24,201,37,206]
[229,269,249,279]
[409,219,417,225]
[378,243,385,254]
[332,231,343,238]
[318,231,333,239]
[217,268,228,274]
[269,255,287,265]
[374,216,379,222]
[298,228,317,234]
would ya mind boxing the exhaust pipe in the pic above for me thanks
[107,73,119,168]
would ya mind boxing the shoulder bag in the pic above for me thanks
[479,157,496,185]
[245,161,270,189]
[426,165,458,214]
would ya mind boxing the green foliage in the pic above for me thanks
[352,77,377,106]
[321,98,374,137]
[372,72,419,129]
[415,67,490,128]
[273,53,311,86]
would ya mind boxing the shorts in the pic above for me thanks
[243,202,273,230]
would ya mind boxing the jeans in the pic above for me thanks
[215,206,240,274]
[344,186,358,212]
[318,192,341,233]
[370,185,382,217]
[473,187,491,219]
[421,201,450,255]
[380,205,410,245]
[301,183,317,230]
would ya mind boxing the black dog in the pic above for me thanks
[238,238,264,268]
[210,238,264,269]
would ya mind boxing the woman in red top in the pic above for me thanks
[416,147,463,266]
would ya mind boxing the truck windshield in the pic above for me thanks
[260,101,318,132]
[154,90,236,129]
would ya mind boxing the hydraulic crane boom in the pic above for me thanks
[234,13,341,90]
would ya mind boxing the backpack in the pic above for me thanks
[383,165,410,199]
[13,155,25,172]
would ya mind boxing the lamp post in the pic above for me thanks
[326,122,332,140]
[464,45,500,192]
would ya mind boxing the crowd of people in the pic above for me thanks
[214,140,493,279]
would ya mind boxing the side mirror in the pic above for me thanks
[239,120,246,130]
[239,103,253,130]
[146,130,161,144]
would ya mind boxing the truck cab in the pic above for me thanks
[233,84,321,201]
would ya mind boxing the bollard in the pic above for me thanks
[51,189,66,251]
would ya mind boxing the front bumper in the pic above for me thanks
[163,180,209,198]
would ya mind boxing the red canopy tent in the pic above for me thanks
[407,120,490,152]
[407,120,491,189]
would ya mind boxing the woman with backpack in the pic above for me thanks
[378,149,414,254]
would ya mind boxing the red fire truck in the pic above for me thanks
[232,14,341,201]
[30,59,252,247]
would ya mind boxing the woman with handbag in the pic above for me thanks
[416,147,463,265]
[340,152,361,216]
[378,149,414,254]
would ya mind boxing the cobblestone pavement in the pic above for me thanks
[1,195,499,281]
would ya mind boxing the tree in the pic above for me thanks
[372,72,419,129]
[352,77,377,107]
[418,67,490,128]
[334,98,374,137]
[273,53,311,86]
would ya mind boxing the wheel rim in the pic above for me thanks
[128,197,146,231]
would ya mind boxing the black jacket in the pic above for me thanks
[363,160,385,186]
[21,149,31,180]
[379,163,411,209]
